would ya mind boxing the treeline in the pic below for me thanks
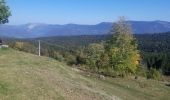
[3,22,170,78]
[136,33,170,75]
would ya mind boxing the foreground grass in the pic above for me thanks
[0,48,169,100]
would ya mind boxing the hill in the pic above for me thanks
[1,21,170,38]
[35,32,170,52]
[0,48,170,100]
[3,32,170,75]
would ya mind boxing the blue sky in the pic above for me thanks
[6,0,170,25]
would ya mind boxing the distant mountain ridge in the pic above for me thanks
[0,20,170,38]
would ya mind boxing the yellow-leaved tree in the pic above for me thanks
[106,17,140,77]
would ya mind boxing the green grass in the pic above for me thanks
[0,81,9,95]
[0,48,170,100]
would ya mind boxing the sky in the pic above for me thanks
[6,0,170,25]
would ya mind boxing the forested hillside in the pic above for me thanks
[3,32,170,76]
[0,0,170,100]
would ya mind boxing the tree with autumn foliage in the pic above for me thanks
[106,17,140,76]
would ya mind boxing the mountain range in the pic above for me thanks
[0,20,170,38]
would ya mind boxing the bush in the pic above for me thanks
[66,54,77,65]
[146,68,162,80]
[53,52,65,62]
[136,67,147,77]
[99,67,120,78]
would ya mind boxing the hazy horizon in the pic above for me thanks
[5,20,170,26]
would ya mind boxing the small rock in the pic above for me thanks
[99,75,105,80]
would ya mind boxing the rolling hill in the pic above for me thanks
[1,21,170,38]
[0,48,170,100]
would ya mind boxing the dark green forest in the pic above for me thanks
[3,32,170,77]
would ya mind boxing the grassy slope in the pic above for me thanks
[0,48,170,100]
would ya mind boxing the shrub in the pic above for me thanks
[66,54,77,65]
[53,52,65,62]
[136,67,147,77]
[146,68,162,80]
